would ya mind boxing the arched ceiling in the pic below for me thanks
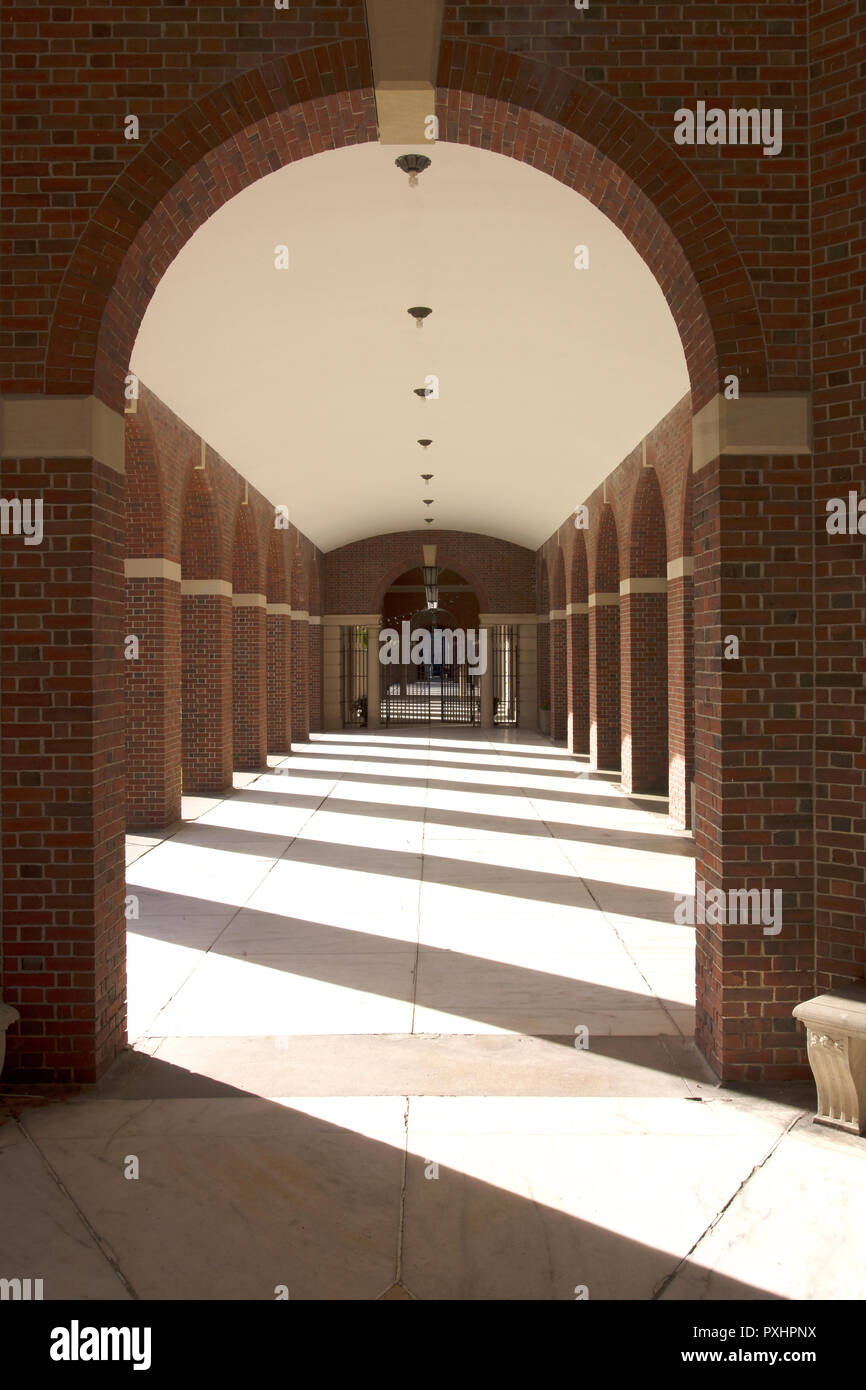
[131,141,689,552]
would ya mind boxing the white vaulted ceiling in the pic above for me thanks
[131,140,689,552]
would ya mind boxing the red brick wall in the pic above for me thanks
[693,452,815,1081]
[131,386,318,790]
[4,17,800,414]
[125,410,181,828]
[126,576,182,827]
[291,621,310,743]
[0,455,126,1083]
[441,5,808,401]
[324,530,535,616]
[541,395,693,809]
[182,593,233,795]
[1,5,861,1090]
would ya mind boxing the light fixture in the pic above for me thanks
[414,386,433,399]
[408,307,432,329]
[422,498,434,505]
[421,562,440,608]
[421,473,433,481]
[424,517,435,525]
[417,439,432,448]
[395,153,431,188]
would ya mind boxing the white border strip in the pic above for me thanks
[620,577,668,595]
[692,392,811,472]
[479,613,540,625]
[667,556,694,580]
[2,395,125,474]
[124,558,182,582]
[322,613,381,626]
[181,579,233,598]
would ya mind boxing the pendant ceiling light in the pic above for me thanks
[395,153,431,188]
[421,563,440,608]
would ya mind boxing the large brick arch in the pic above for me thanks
[43,42,762,409]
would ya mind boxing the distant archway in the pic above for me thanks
[380,567,481,725]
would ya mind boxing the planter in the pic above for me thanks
[0,1000,20,1079]
[538,708,550,736]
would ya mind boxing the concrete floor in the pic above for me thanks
[2,729,864,1300]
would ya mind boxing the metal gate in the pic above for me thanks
[340,625,368,726]
[491,624,519,725]
[381,629,480,726]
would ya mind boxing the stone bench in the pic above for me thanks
[793,981,866,1136]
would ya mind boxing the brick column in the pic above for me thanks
[692,393,814,1082]
[667,557,694,829]
[536,615,550,731]
[125,558,182,830]
[588,592,621,771]
[1,398,126,1082]
[181,580,233,794]
[620,578,668,795]
[566,602,589,755]
[549,609,567,741]
[291,612,310,742]
[308,618,323,733]
[516,620,537,729]
[266,602,292,754]
[480,625,494,728]
[367,623,381,729]
[232,592,267,769]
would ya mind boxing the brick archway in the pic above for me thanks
[42,41,759,409]
[376,552,492,618]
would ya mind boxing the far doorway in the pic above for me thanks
[381,567,481,726]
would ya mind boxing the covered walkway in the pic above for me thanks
[3,732,862,1301]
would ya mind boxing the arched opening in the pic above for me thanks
[379,566,481,725]
[7,46,751,1091]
